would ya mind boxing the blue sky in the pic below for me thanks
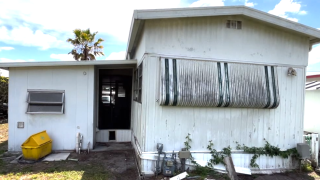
[0,0,320,76]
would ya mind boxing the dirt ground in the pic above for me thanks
[0,118,139,180]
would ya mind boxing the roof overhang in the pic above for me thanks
[126,6,320,59]
[0,60,137,70]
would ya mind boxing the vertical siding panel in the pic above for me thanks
[216,109,224,150]
[241,109,248,167]
[210,108,219,150]
[247,109,254,147]
[283,67,290,168]
[300,68,306,142]
[269,109,276,169]
[278,67,286,150]
[295,68,303,143]
[225,108,231,148]
[252,109,259,148]
[288,67,295,149]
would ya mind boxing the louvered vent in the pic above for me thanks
[226,20,242,29]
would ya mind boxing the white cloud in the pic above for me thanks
[245,0,255,7]
[50,54,76,61]
[309,45,320,65]
[299,10,307,15]
[317,28,320,30]
[0,58,35,62]
[105,51,126,60]
[0,26,70,50]
[0,0,181,47]
[268,0,306,22]
[190,0,224,7]
[0,47,14,51]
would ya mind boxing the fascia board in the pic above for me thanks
[0,60,137,69]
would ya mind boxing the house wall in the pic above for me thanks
[143,16,309,67]
[130,15,308,174]
[138,56,305,173]
[304,90,320,135]
[8,66,95,151]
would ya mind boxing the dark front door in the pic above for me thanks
[98,72,132,129]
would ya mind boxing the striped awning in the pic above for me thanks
[306,81,320,90]
[159,58,280,108]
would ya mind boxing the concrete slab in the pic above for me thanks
[92,142,133,152]
[43,153,70,161]
[9,154,22,164]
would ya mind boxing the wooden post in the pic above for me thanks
[223,156,238,180]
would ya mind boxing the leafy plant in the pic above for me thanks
[236,140,300,168]
[184,133,198,165]
[0,76,8,104]
[207,141,231,168]
[301,160,313,172]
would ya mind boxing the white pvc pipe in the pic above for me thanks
[76,133,80,153]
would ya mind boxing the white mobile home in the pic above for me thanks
[305,75,320,136]
[2,6,320,175]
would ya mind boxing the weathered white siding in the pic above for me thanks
[138,56,305,172]
[130,15,308,174]
[143,16,309,67]
[8,66,94,151]
[304,90,320,135]
[134,27,147,64]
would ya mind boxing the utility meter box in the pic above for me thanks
[297,143,310,159]
[178,151,191,159]
[163,156,175,177]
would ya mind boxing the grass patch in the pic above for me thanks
[1,171,85,180]
[0,162,111,180]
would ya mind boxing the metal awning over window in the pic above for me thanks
[159,58,280,109]
[26,90,65,114]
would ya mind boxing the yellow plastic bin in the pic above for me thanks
[21,130,52,160]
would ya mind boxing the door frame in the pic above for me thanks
[94,67,134,143]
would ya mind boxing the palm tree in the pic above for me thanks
[67,29,105,60]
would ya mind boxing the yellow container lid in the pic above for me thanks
[21,130,52,148]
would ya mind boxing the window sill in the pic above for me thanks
[26,112,64,114]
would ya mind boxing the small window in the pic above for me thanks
[226,20,242,29]
[133,62,143,103]
[26,90,65,114]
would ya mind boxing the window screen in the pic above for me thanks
[26,90,65,114]
[133,62,143,103]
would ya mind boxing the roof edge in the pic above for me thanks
[0,60,137,70]
[126,6,320,58]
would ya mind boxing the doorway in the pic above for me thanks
[98,69,132,130]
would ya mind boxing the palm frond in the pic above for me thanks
[67,28,105,61]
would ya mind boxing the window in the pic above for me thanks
[26,90,65,114]
[133,62,143,103]
[226,20,242,29]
